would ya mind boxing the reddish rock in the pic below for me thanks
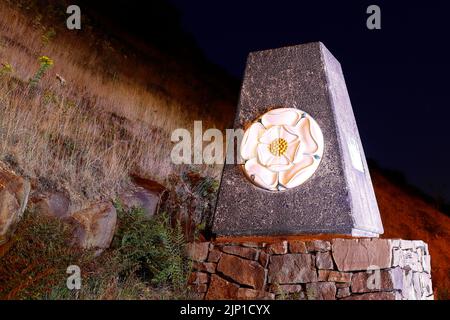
[189,283,208,294]
[268,254,317,284]
[342,292,397,300]
[205,275,239,300]
[306,282,336,300]
[193,261,216,273]
[31,192,70,219]
[119,186,160,219]
[289,240,307,253]
[0,167,31,245]
[332,239,392,271]
[222,245,258,260]
[328,271,352,283]
[306,240,331,252]
[259,251,269,268]
[316,251,334,270]
[70,202,117,251]
[186,242,210,262]
[237,288,275,300]
[267,241,288,254]
[188,272,209,284]
[336,287,351,299]
[270,284,303,294]
[318,270,332,281]
[242,242,263,248]
[207,248,222,263]
[351,267,403,293]
[217,253,266,290]
[336,282,351,288]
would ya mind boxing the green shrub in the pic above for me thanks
[0,202,191,300]
[0,211,91,299]
[112,201,191,294]
[164,167,219,239]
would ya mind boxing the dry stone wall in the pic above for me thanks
[186,238,433,300]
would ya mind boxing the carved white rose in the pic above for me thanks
[240,108,324,191]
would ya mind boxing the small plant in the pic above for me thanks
[112,202,191,295]
[164,167,219,240]
[0,211,90,299]
[0,62,13,77]
[29,55,53,87]
[42,28,56,44]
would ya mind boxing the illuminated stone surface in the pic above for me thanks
[213,42,383,237]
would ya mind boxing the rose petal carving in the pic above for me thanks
[279,156,316,188]
[241,122,266,160]
[241,108,324,191]
[261,108,301,128]
[286,118,319,155]
[267,155,292,172]
[244,158,278,190]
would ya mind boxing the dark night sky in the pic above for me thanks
[166,0,450,201]
[85,0,450,201]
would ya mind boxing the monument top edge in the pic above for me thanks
[247,41,340,66]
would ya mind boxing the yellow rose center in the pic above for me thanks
[269,138,288,156]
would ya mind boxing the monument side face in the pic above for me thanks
[213,42,383,237]
[319,44,383,236]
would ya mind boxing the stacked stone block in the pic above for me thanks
[186,238,433,300]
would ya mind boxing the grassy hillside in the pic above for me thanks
[0,0,236,207]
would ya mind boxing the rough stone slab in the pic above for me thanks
[400,240,415,250]
[237,288,275,300]
[0,167,31,244]
[289,241,307,253]
[342,292,397,300]
[217,254,266,290]
[213,42,383,237]
[318,270,332,282]
[259,251,269,268]
[189,283,208,294]
[422,255,431,273]
[417,272,433,299]
[351,267,403,293]
[336,287,351,299]
[70,202,117,251]
[332,239,392,271]
[316,251,334,270]
[222,245,258,260]
[193,261,216,274]
[186,242,210,262]
[328,271,352,283]
[205,275,239,300]
[306,240,331,252]
[270,284,303,294]
[306,282,336,300]
[266,241,288,255]
[207,248,223,263]
[188,272,209,285]
[268,254,317,284]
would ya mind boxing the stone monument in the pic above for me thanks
[213,42,383,237]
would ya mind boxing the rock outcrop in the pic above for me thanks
[0,167,30,245]
[30,192,70,219]
[70,202,117,252]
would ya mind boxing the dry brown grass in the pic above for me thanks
[0,0,235,207]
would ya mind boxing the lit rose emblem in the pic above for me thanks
[240,108,324,191]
